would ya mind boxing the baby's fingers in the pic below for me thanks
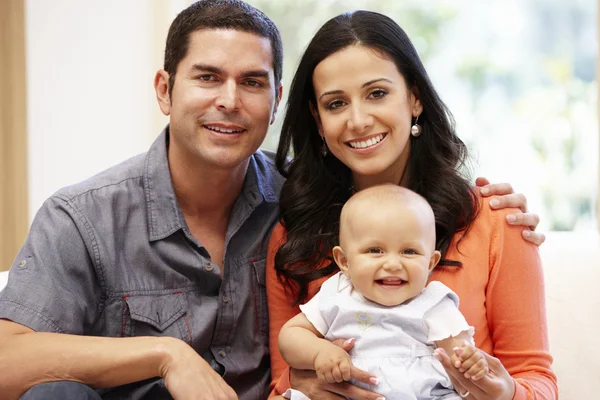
[468,360,489,381]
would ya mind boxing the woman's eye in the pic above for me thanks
[326,100,345,110]
[368,89,387,99]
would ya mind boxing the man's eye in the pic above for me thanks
[198,75,216,81]
[245,80,262,87]
[368,89,387,99]
[326,100,345,110]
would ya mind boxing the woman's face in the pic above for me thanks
[312,45,422,190]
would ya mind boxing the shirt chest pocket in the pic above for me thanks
[121,293,192,346]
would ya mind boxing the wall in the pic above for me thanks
[0,1,28,271]
[25,0,178,222]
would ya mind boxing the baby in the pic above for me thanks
[278,184,488,399]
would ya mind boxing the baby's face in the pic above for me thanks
[336,198,439,307]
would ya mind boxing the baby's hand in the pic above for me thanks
[313,345,353,383]
[451,341,489,381]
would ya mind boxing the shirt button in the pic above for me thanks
[18,259,27,268]
[222,294,229,303]
[218,350,226,358]
[205,263,214,272]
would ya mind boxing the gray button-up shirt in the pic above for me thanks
[0,128,284,399]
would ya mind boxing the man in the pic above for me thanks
[0,1,283,399]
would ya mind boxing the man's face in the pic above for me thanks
[160,29,281,171]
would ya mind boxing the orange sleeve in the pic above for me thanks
[484,202,558,399]
[265,223,300,395]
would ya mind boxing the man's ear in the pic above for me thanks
[333,246,350,276]
[410,85,423,118]
[309,101,324,135]
[429,250,441,273]
[270,84,283,125]
[154,69,171,116]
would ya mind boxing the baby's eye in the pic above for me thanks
[403,249,418,255]
[367,248,383,254]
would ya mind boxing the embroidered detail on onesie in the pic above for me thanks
[356,311,374,331]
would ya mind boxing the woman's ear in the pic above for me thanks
[333,246,350,276]
[309,102,324,135]
[410,86,423,117]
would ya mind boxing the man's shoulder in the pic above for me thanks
[53,152,147,202]
[251,149,286,199]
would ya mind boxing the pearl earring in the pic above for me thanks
[411,116,422,137]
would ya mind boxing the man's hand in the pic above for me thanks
[161,339,237,400]
[475,177,545,246]
[290,338,383,400]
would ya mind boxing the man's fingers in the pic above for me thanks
[506,212,540,230]
[479,182,514,197]
[488,193,527,213]
[475,177,491,187]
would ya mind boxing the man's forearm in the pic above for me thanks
[0,331,184,399]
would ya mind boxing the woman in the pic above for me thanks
[267,10,556,400]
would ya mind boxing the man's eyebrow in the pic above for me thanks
[190,64,270,81]
[240,70,270,80]
[318,78,393,101]
[191,64,222,74]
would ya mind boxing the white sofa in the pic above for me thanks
[0,233,595,397]
[0,270,7,292]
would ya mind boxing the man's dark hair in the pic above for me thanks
[164,0,283,97]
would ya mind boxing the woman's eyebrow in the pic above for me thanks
[318,78,393,100]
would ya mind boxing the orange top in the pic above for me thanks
[266,196,557,400]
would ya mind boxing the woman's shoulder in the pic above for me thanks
[268,221,288,250]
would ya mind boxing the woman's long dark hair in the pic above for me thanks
[275,11,479,304]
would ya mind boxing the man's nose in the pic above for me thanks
[215,80,240,112]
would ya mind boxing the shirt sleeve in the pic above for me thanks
[0,195,101,334]
[423,292,474,344]
[484,201,557,399]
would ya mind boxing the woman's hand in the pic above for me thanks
[434,347,515,400]
[475,177,545,246]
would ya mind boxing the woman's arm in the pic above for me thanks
[266,223,303,390]
[439,200,557,400]
[485,206,557,399]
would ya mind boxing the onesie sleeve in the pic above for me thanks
[423,289,474,343]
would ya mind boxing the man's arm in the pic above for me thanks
[0,319,175,397]
[0,319,237,400]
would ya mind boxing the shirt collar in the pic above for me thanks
[143,126,281,241]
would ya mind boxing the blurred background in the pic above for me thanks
[0,1,598,395]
